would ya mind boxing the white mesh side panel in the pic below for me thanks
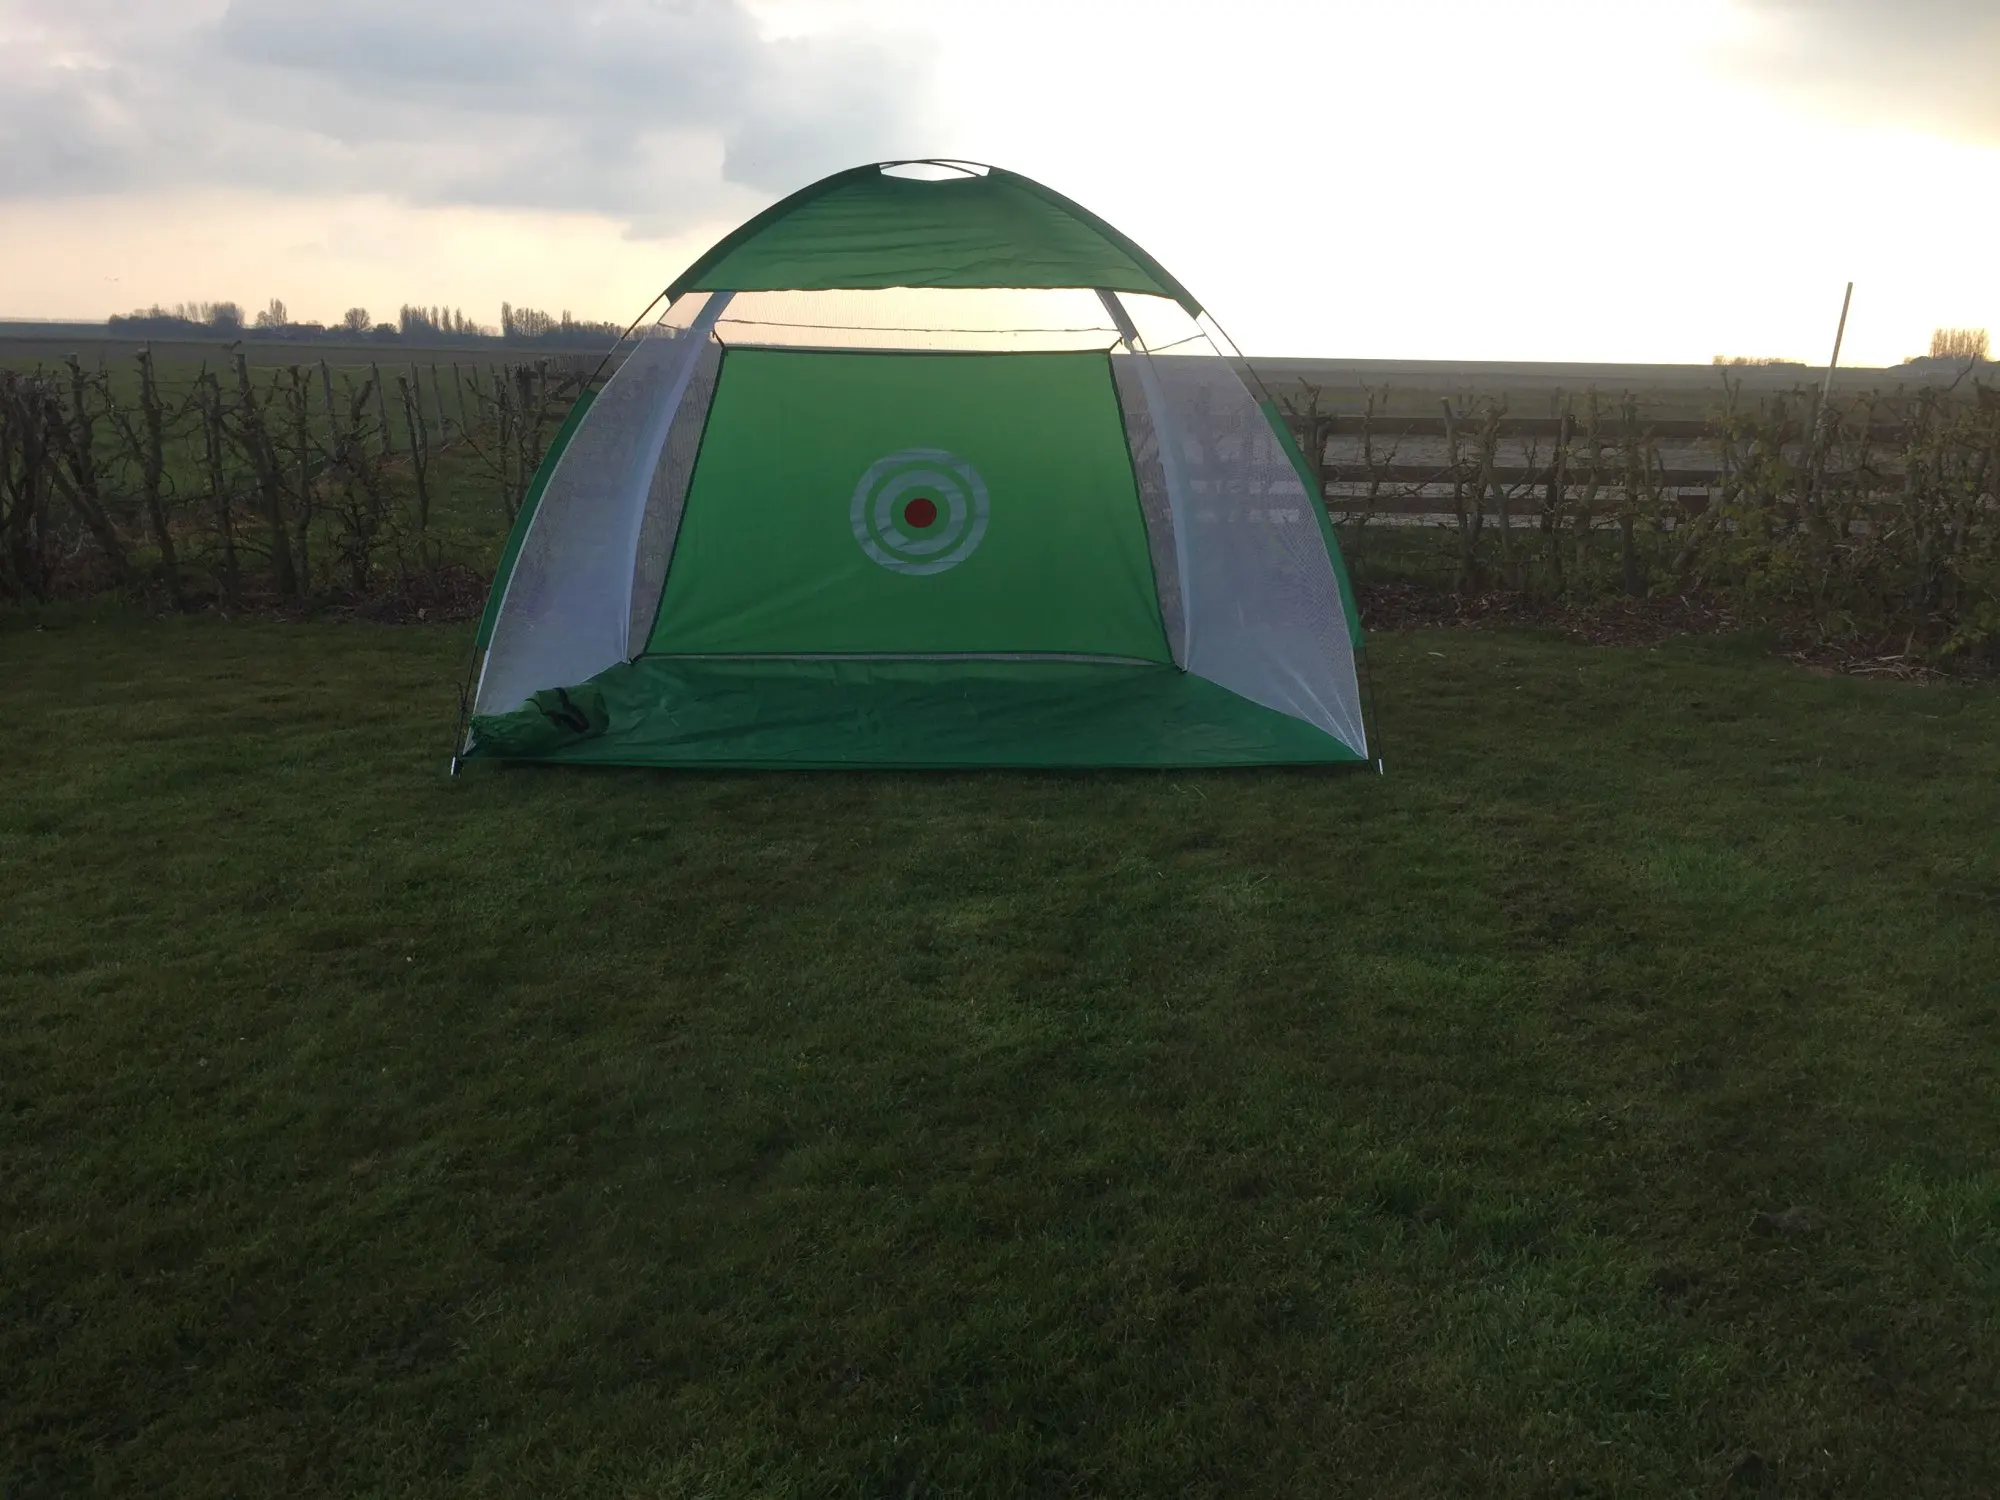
[626,338,723,650]
[1108,352,1185,667]
[1139,350,1367,756]
[475,294,728,717]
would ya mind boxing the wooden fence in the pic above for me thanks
[1280,404,1961,519]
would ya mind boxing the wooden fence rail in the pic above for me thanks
[1278,402,1982,519]
[1319,464,1726,490]
[1298,415,1915,443]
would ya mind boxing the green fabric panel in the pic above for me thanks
[466,658,1363,769]
[647,349,1171,663]
[1259,399,1365,651]
[474,389,596,649]
[468,683,609,758]
[668,166,1201,313]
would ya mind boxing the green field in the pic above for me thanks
[5,613,1999,1496]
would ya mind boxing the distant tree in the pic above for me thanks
[1711,355,1802,367]
[144,300,242,327]
[108,304,204,334]
[502,304,557,340]
[341,307,371,335]
[371,322,400,342]
[498,304,609,343]
[1930,327,1990,362]
[397,304,488,340]
[255,298,289,329]
[107,300,256,334]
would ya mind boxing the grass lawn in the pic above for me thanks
[4,614,1998,1496]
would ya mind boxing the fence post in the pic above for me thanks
[1443,397,1481,594]
[430,361,450,439]
[232,348,299,597]
[1619,397,1643,596]
[1475,404,1512,591]
[133,346,183,609]
[288,366,314,592]
[318,360,342,466]
[1575,392,1602,587]
[1542,404,1571,597]
[201,372,241,609]
[492,364,516,522]
[401,371,431,533]
[371,362,395,460]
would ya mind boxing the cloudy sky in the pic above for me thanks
[4,0,1996,362]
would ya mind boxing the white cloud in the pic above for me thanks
[0,0,932,227]
[5,0,1997,359]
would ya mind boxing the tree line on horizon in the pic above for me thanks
[103,297,623,348]
[1711,328,1990,371]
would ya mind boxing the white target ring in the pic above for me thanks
[850,449,989,575]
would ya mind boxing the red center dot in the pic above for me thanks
[903,496,938,529]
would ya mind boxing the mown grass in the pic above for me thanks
[4,615,1998,1496]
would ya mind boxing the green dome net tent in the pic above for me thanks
[461,161,1370,770]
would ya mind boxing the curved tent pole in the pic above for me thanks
[584,285,673,390]
[1190,309,1280,408]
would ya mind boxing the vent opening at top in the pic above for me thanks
[877,160,991,181]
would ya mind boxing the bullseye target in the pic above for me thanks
[850,449,989,575]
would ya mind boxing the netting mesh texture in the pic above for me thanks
[475,315,719,717]
[1137,348,1366,755]
[627,338,724,650]
[1109,352,1186,666]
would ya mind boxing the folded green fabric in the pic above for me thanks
[469,683,610,758]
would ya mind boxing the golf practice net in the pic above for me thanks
[464,163,1368,769]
